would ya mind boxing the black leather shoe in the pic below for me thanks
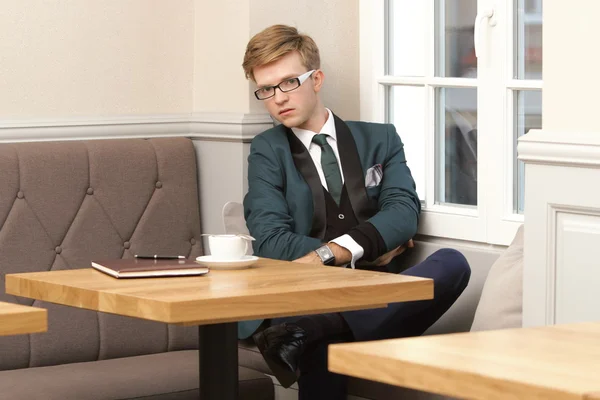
[253,323,307,388]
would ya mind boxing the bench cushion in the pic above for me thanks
[0,138,203,369]
[471,224,524,331]
[0,350,273,400]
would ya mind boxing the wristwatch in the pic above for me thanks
[315,245,336,265]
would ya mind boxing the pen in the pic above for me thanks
[134,255,186,259]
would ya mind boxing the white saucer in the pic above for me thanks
[195,255,258,270]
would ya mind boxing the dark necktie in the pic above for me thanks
[312,134,343,205]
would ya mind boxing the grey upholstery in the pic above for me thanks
[0,351,273,400]
[0,139,273,399]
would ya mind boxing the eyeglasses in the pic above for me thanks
[254,70,316,100]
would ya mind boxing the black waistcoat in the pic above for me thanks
[323,185,359,242]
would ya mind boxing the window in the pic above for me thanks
[359,0,542,245]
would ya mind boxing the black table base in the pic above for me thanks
[198,322,239,400]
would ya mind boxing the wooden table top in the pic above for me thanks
[329,322,600,400]
[5,258,432,325]
[0,301,47,336]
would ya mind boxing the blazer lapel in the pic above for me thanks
[286,129,327,240]
[334,114,372,223]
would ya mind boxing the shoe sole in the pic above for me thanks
[254,331,298,388]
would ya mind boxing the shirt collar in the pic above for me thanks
[291,108,336,150]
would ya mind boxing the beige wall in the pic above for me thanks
[1,0,359,120]
[0,0,194,118]
[0,0,360,238]
[193,0,254,114]
[193,0,361,118]
[543,0,600,132]
[249,0,360,120]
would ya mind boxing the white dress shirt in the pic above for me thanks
[291,109,364,268]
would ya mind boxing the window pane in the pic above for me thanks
[435,87,477,206]
[389,86,425,200]
[514,0,543,79]
[435,0,478,78]
[514,90,542,213]
[388,0,426,76]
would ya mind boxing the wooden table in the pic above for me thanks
[6,257,432,400]
[329,322,600,400]
[0,301,47,336]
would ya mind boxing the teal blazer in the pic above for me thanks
[238,115,421,339]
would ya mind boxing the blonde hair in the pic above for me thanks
[242,25,320,82]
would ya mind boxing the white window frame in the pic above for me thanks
[360,0,538,245]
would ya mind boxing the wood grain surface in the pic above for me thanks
[0,301,47,336]
[329,322,600,400]
[6,257,433,325]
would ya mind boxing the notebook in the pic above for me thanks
[91,258,209,279]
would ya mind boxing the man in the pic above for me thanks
[241,24,471,399]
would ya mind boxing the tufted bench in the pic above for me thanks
[0,138,273,400]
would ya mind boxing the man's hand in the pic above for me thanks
[293,243,352,265]
[293,251,322,264]
[359,239,414,268]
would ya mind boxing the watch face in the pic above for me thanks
[316,246,335,264]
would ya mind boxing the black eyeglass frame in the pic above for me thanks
[254,70,316,100]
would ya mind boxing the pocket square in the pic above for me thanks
[365,164,383,188]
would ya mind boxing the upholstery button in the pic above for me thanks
[190,238,196,245]
[338,213,345,220]
[86,188,94,195]
[123,241,130,249]
[155,181,163,189]
[55,246,62,254]
[17,191,24,199]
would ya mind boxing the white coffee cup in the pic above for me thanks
[207,234,249,260]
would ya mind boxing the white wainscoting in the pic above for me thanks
[519,129,600,327]
[0,112,272,143]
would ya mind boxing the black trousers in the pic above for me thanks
[271,248,471,400]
